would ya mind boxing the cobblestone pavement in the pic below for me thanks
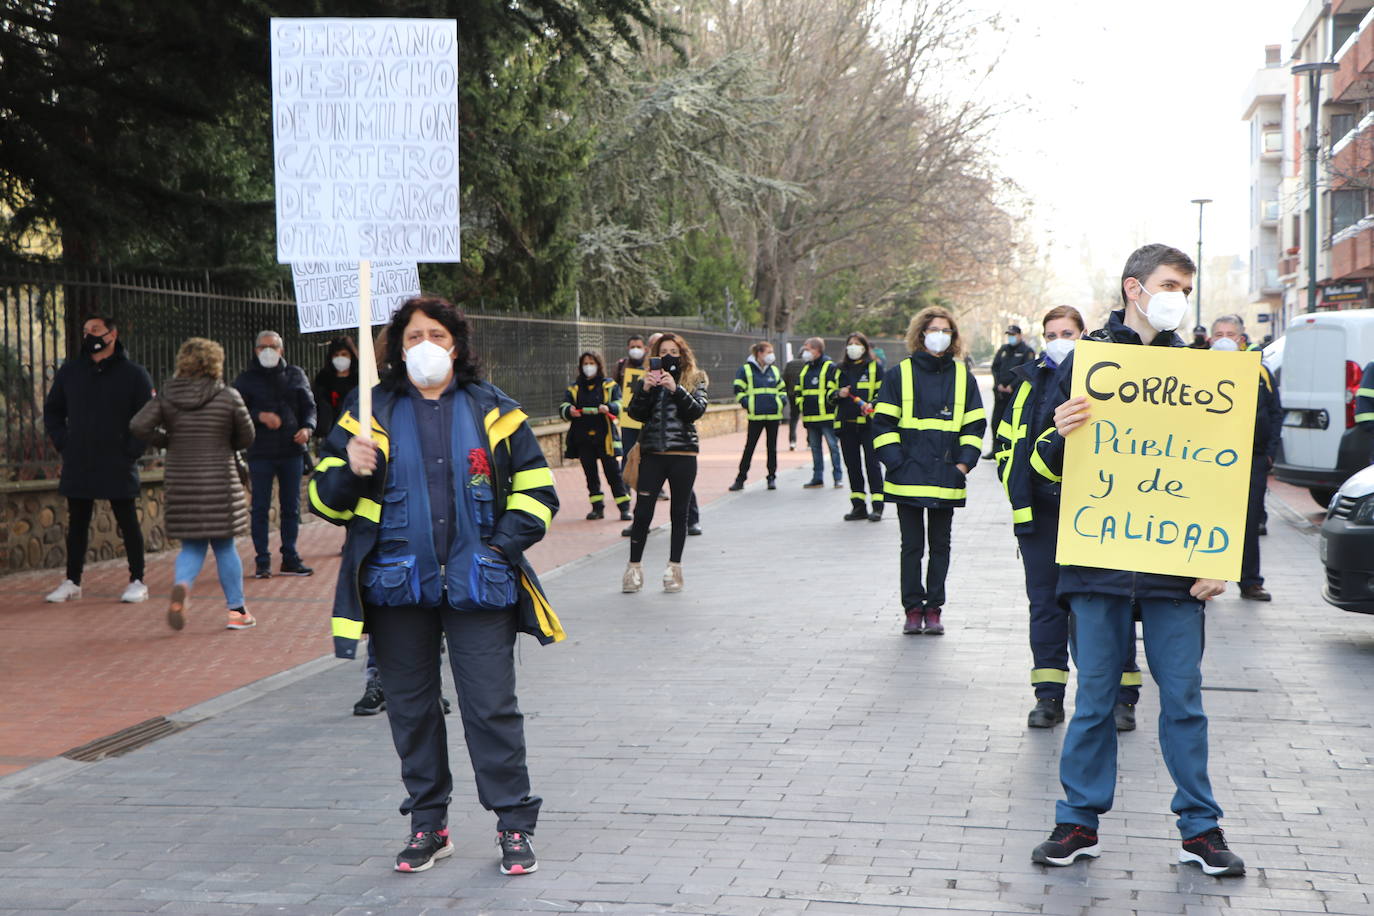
[0,443,1371,914]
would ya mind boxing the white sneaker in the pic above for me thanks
[622,563,643,594]
[120,580,150,603]
[663,563,683,593]
[45,579,82,602]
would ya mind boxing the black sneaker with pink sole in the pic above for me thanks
[498,829,537,875]
[395,829,452,873]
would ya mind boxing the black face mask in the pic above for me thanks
[660,354,682,376]
[81,333,110,356]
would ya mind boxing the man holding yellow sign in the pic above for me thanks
[1027,244,1251,877]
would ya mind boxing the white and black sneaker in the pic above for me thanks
[394,828,452,873]
[1180,827,1245,876]
[497,829,537,875]
[1032,823,1101,866]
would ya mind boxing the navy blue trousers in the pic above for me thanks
[1240,458,1268,588]
[248,454,303,565]
[367,604,541,834]
[1018,510,1140,703]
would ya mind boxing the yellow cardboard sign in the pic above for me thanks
[1056,340,1259,581]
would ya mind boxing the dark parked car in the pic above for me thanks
[1321,463,1374,614]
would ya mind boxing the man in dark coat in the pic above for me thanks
[987,324,1035,458]
[42,314,154,604]
[232,329,317,579]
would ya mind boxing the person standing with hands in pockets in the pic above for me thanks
[1028,244,1245,878]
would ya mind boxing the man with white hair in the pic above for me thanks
[232,330,317,579]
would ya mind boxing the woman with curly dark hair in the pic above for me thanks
[312,335,360,440]
[560,350,631,521]
[309,297,563,878]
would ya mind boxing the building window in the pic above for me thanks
[1331,113,1357,150]
[1331,188,1366,235]
[1263,129,1282,153]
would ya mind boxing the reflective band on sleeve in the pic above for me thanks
[507,492,553,527]
[314,455,346,474]
[487,409,529,448]
[1031,668,1069,685]
[1012,506,1033,524]
[883,481,967,500]
[337,411,390,459]
[511,467,555,491]
[1355,412,1374,423]
[308,459,355,522]
[873,432,900,449]
[1357,388,1374,398]
[959,434,982,449]
[1030,449,1061,484]
[332,616,364,641]
[355,497,381,523]
[1120,671,1144,687]
[962,407,986,424]
[873,402,902,417]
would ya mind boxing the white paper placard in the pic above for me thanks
[271,18,460,263]
[291,261,421,333]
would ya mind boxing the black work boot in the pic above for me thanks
[1027,697,1065,728]
[843,498,868,521]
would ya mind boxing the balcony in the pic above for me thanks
[1330,7,1374,102]
[1280,254,1300,277]
[1329,111,1374,186]
[1329,218,1374,278]
[1260,199,1281,224]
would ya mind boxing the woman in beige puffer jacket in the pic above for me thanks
[130,338,255,631]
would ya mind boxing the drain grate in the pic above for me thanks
[62,717,192,762]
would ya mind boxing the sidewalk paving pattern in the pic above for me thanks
[2,401,1372,913]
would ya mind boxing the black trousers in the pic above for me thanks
[837,424,883,503]
[737,419,779,481]
[787,403,800,445]
[579,453,628,509]
[368,603,541,834]
[630,452,697,563]
[989,391,1011,452]
[66,497,144,584]
[896,503,954,610]
[1240,457,1268,588]
[1019,511,1139,703]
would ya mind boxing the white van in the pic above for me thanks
[1275,308,1374,506]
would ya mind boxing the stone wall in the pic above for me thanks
[1,404,748,576]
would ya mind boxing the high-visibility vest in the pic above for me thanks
[734,363,785,420]
[795,359,837,422]
[835,359,882,426]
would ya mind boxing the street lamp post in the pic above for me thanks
[1190,198,1211,331]
[1293,61,1341,313]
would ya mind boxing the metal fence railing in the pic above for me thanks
[2,260,905,481]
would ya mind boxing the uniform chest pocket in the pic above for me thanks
[361,555,420,607]
[466,554,516,610]
[380,490,408,530]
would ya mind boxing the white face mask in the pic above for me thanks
[582,363,598,378]
[924,330,951,354]
[331,355,351,373]
[1133,281,1189,333]
[762,352,776,366]
[1210,337,1240,352]
[1044,338,1076,365]
[846,344,865,361]
[404,339,454,387]
[801,350,815,362]
[257,347,282,369]
[628,347,645,361]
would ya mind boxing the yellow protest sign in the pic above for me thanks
[1056,340,1259,581]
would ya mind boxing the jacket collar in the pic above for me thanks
[1102,309,1184,347]
[911,350,952,372]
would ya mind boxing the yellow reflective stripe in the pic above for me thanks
[521,572,566,642]
[314,455,346,474]
[332,616,364,641]
[1120,671,1143,687]
[1012,506,1033,523]
[355,497,381,523]
[953,365,967,428]
[996,420,1014,440]
[961,407,986,424]
[873,402,902,417]
[1355,412,1374,423]
[507,492,553,528]
[959,434,982,449]
[589,494,604,503]
[308,458,354,521]
[883,481,966,500]
[898,417,960,430]
[511,467,555,491]
[873,432,900,449]
[1357,388,1374,398]
[870,493,883,502]
[1030,449,1060,484]
[1031,668,1069,685]
[338,410,390,459]
[488,409,528,448]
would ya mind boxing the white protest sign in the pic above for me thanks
[271,18,460,263]
[290,261,421,333]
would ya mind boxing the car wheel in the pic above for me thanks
[1309,487,1337,508]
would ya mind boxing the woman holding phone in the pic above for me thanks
[621,332,708,594]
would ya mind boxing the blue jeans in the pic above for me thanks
[174,538,245,610]
[249,454,304,565]
[806,424,842,483]
[1056,594,1223,838]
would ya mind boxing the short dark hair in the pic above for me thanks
[381,297,481,390]
[1120,244,1195,307]
[627,334,645,345]
[83,314,116,332]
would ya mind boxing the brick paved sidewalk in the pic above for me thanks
[0,428,810,779]
[1,433,1370,914]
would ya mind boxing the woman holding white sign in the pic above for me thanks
[870,306,986,636]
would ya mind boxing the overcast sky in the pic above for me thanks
[958,0,1302,305]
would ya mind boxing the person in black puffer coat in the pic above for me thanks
[312,335,360,444]
[42,314,155,605]
[620,332,708,595]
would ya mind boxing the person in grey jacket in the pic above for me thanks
[131,338,255,631]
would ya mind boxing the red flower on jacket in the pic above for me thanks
[468,447,492,486]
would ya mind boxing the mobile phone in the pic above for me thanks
[650,357,662,370]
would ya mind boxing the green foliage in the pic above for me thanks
[659,229,760,327]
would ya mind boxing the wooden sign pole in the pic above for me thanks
[355,259,375,473]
